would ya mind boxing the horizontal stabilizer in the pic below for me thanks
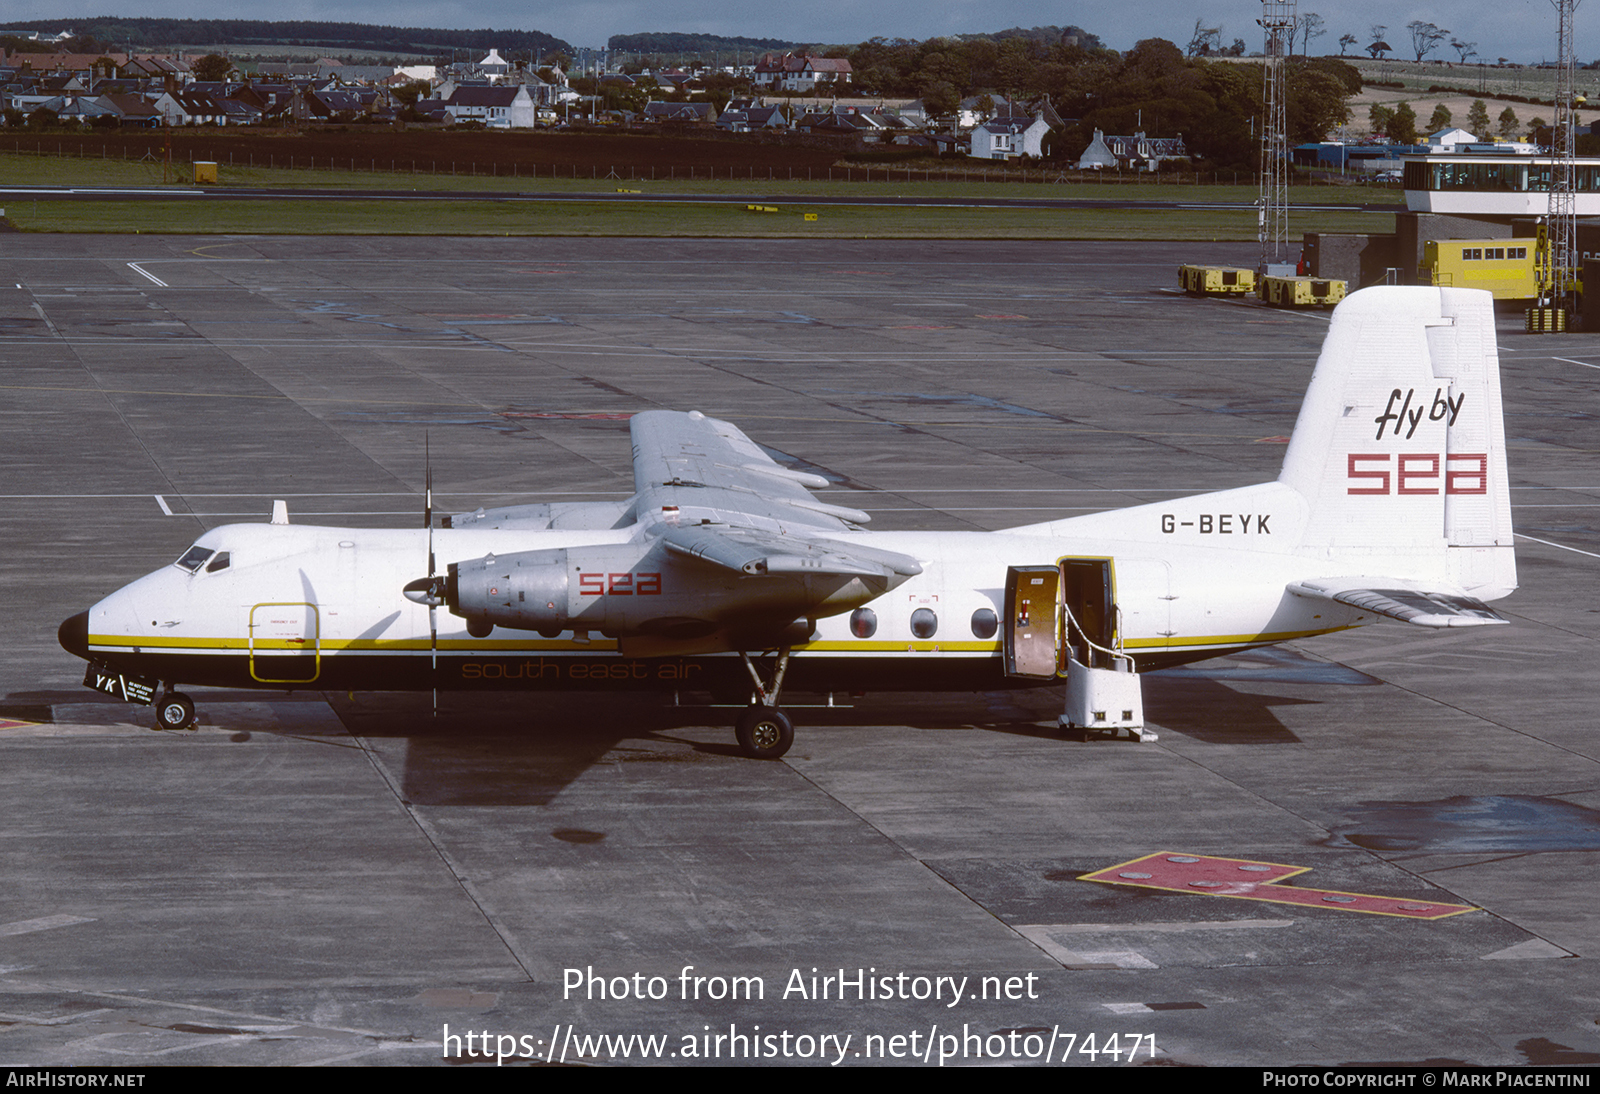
[1289,578,1509,628]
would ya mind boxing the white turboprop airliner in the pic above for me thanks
[60,286,1516,758]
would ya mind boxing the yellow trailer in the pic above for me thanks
[1421,240,1541,300]
[1178,265,1256,295]
[1259,275,1346,307]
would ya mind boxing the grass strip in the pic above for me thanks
[4,196,1393,240]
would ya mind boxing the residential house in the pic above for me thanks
[1077,129,1188,171]
[98,92,162,127]
[152,88,230,125]
[754,53,852,93]
[716,99,790,133]
[477,49,510,81]
[970,113,1052,160]
[643,101,716,126]
[795,105,914,143]
[443,84,537,128]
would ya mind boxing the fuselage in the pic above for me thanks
[61,516,1372,697]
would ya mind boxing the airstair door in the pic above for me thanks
[1004,566,1061,679]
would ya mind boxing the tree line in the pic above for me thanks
[842,36,1357,169]
[0,17,573,55]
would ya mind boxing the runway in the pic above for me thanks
[1,236,1597,1067]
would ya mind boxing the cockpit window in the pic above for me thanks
[174,546,214,573]
[205,551,231,573]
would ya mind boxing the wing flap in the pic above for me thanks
[661,525,921,579]
[1290,578,1510,628]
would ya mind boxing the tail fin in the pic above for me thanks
[1278,286,1515,598]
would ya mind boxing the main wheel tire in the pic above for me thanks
[735,705,794,759]
[155,691,196,731]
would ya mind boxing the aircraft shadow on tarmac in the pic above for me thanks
[14,641,1379,808]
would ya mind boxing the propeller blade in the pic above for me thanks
[425,435,437,579]
[423,433,433,530]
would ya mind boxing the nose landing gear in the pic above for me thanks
[154,690,197,731]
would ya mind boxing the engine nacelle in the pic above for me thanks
[447,543,649,637]
[445,541,898,641]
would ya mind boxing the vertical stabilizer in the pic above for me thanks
[1277,286,1515,597]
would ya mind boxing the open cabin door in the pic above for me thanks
[1005,559,1119,678]
[1003,566,1060,678]
[1060,557,1117,669]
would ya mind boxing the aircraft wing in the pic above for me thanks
[631,410,872,531]
[660,524,922,578]
[1289,578,1510,628]
[629,410,921,578]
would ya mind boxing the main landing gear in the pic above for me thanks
[154,689,197,731]
[735,649,794,759]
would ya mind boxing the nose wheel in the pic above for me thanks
[154,690,197,731]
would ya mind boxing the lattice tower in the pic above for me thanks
[1546,0,1582,306]
[1258,0,1297,272]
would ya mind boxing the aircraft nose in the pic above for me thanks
[58,611,89,659]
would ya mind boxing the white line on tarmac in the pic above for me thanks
[1516,532,1600,559]
[0,914,95,937]
[1030,919,1295,933]
[126,262,167,287]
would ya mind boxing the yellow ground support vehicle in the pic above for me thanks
[1179,265,1256,295]
[1421,240,1541,300]
[1259,275,1346,307]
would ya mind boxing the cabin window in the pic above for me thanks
[849,608,877,638]
[910,608,938,639]
[174,546,214,573]
[970,608,998,639]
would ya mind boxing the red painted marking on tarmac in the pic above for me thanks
[0,719,36,730]
[1254,435,1292,444]
[1079,852,1476,920]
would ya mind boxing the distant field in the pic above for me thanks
[1342,55,1583,101]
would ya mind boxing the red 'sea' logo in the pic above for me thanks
[578,572,664,595]
[1347,453,1487,495]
